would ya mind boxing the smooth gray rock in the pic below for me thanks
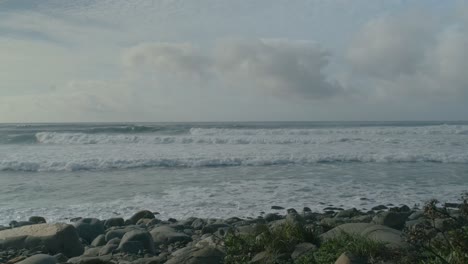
[29,216,47,224]
[191,219,206,230]
[74,218,105,243]
[321,223,407,249]
[165,246,224,264]
[83,247,102,257]
[150,226,192,245]
[0,223,84,257]
[105,226,141,241]
[335,252,366,264]
[128,210,155,225]
[9,221,35,228]
[18,254,57,264]
[98,244,118,256]
[408,210,424,220]
[67,255,112,264]
[53,253,68,263]
[91,235,106,247]
[118,230,155,254]
[335,208,360,218]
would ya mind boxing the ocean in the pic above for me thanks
[1,121,467,225]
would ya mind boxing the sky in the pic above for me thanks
[0,0,467,122]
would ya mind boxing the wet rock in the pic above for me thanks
[335,208,360,218]
[9,221,35,228]
[271,206,284,210]
[371,205,388,211]
[104,226,140,241]
[128,210,155,225]
[264,213,282,222]
[303,207,312,212]
[103,218,124,228]
[0,223,84,257]
[191,219,206,230]
[287,208,298,214]
[17,254,56,264]
[74,218,105,244]
[28,217,47,224]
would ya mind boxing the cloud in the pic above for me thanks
[346,10,468,98]
[122,39,343,99]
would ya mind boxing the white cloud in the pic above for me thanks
[346,10,468,99]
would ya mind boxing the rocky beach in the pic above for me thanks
[1,198,467,264]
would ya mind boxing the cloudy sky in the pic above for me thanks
[1,0,467,122]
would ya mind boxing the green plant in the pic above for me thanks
[404,193,468,264]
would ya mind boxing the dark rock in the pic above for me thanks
[191,219,206,230]
[399,205,411,212]
[0,223,84,257]
[287,208,298,214]
[335,208,360,218]
[103,218,124,228]
[104,226,140,241]
[70,217,82,223]
[131,255,167,264]
[128,210,155,225]
[67,255,113,264]
[371,205,388,211]
[9,221,35,228]
[323,207,344,211]
[91,235,106,247]
[17,254,56,264]
[303,207,312,212]
[167,218,177,223]
[445,202,461,208]
[74,218,105,244]
[264,213,282,222]
[372,211,409,229]
[118,230,156,254]
[28,216,47,224]
[53,253,68,263]
[271,206,284,210]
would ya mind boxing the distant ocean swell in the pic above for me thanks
[0,124,467,145]
[1,153,468,172]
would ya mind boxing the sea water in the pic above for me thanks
[0,122,467,225]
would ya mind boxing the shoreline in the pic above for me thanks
[1,198,467,264]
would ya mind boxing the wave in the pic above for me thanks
[2,153,468,172]
[34,132,370,145]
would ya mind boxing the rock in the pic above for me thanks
[291,242,317,260]
[264,213,282,222]
[106,238,121,245]
[165,246,224,264]
[0,225,7,231]
[28,217,47,224]
[371,205,388,211]
[17,254,57,264]
[271,206,284,210]
[324,207,344,211]
[399,205,411,212]
[128,211,155,225]
[83,247,102,257]
[334,252,366,264]
[98,244,117,256]
[150,226,192,245]
[53,253,68,263]
[408,210,424,220]
[321,223,407,248]
[9,221,35,228]
[372,211,409,229]
[130,255,167,264]
[74,218,105,244]
[303,207,312,212]
[67,255,112,264]
[445,202,461,208]
[191,219,206,230]
[168,218,177,223]
[194,235,223,249]
[0,223,84,257]
[103,218,124,228]
[105,226,140,241]
[136,219,154,226]
[287,208,298,214]
[320,217,346,227]
[91,235,106,247]
[335,208,360,218]
[118,230,155,254]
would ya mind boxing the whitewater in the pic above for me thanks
[1,121,467,225]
